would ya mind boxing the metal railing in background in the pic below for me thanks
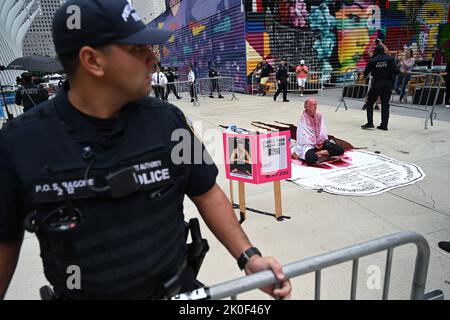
[287,71,324,96]
[152,77,238,107]
[251,72,324,96]
[336,69,445,129]
[173,231,443,300]
[1,88,23,124]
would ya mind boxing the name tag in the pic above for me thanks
[32,153,175,204]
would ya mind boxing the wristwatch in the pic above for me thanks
[237,247,262,270]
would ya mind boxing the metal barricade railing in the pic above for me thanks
[196,77,238,101]
[336,69,445,129]
[251,72,324,96]
[152,77,238,106]
[173,231,444,300]
[287,71,324,96]
[389,71,445,129]
[1,104,24,123]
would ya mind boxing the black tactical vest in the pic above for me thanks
[1,98,191,299]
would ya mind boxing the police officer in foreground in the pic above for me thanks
[273,59,289,102]
[0,0,291,300]
[15,72,49,112]
[361,45,399,131]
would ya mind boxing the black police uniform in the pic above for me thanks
[0,82,218,299]
[15,83,49,112]
[273,63,289,102]
[363,51,399,129]
[165,70,181,100]
[208,68,222,98]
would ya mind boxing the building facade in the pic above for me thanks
[132,0,166,24]
[0,0,40,85]
[22,0,65,58]
[150,0,450,92]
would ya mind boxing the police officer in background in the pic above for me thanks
[361,45,399,131]
[273,59,289,102]
[0,0,291,300]
[165,67,182,100]
[15,72,49,112]
[208,65,224,99]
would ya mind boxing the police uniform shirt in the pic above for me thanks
[15,83,49,110]
[166,71,177,83]
[364,54,399,82]
[0,82,218,299]
[276,64,288,81]
[208,68,219,78]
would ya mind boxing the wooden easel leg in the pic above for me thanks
[238,181,246,221]
[229,180,234,205]
[274,181,282,220]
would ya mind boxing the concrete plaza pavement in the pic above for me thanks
[4,89,450,300]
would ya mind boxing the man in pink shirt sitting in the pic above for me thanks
[295,60,309,96]
[292,98,344,164]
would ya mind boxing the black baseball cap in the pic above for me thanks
[52,0,173,55]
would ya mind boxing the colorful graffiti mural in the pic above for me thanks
[150,0,449,92]
[150,0,247,91]
[246,0,448,84]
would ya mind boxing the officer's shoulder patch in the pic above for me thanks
[0,100,55,133]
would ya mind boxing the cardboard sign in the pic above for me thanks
[223,131,292,184]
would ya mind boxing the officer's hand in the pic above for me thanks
[244,255,292,300]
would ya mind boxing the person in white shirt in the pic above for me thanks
[188,64,197,103]
[151,66,168,100]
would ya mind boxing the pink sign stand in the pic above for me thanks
[223,131,292,221]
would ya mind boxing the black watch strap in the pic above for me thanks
[237,247,262,270]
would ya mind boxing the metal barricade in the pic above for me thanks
[1,104,24,124]
[336,69,445,129]
[154,77,238,106]
[157,80,201,106]
[287,71,324,96]
[173,231,443,300]
[390,71,445,129]
[196,77,238,101]
[251,72,324,96]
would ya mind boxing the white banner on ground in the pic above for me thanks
[289,150,425,196]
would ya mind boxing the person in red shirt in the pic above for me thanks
[295,60,309,96]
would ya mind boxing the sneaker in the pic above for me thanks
[300,94,303,97]
[262,93,266,96]
[361,123,375,129]
[190,99,195,103]
[209,95,214,98]
[177,96,182,100]
[377,125,388,131]
[445,105,450,109]
[438,241,450,253]
[283,99,290,102]
[218,95,224,98]
[375,105,380,110]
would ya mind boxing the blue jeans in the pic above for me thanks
[395,73,411,99]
